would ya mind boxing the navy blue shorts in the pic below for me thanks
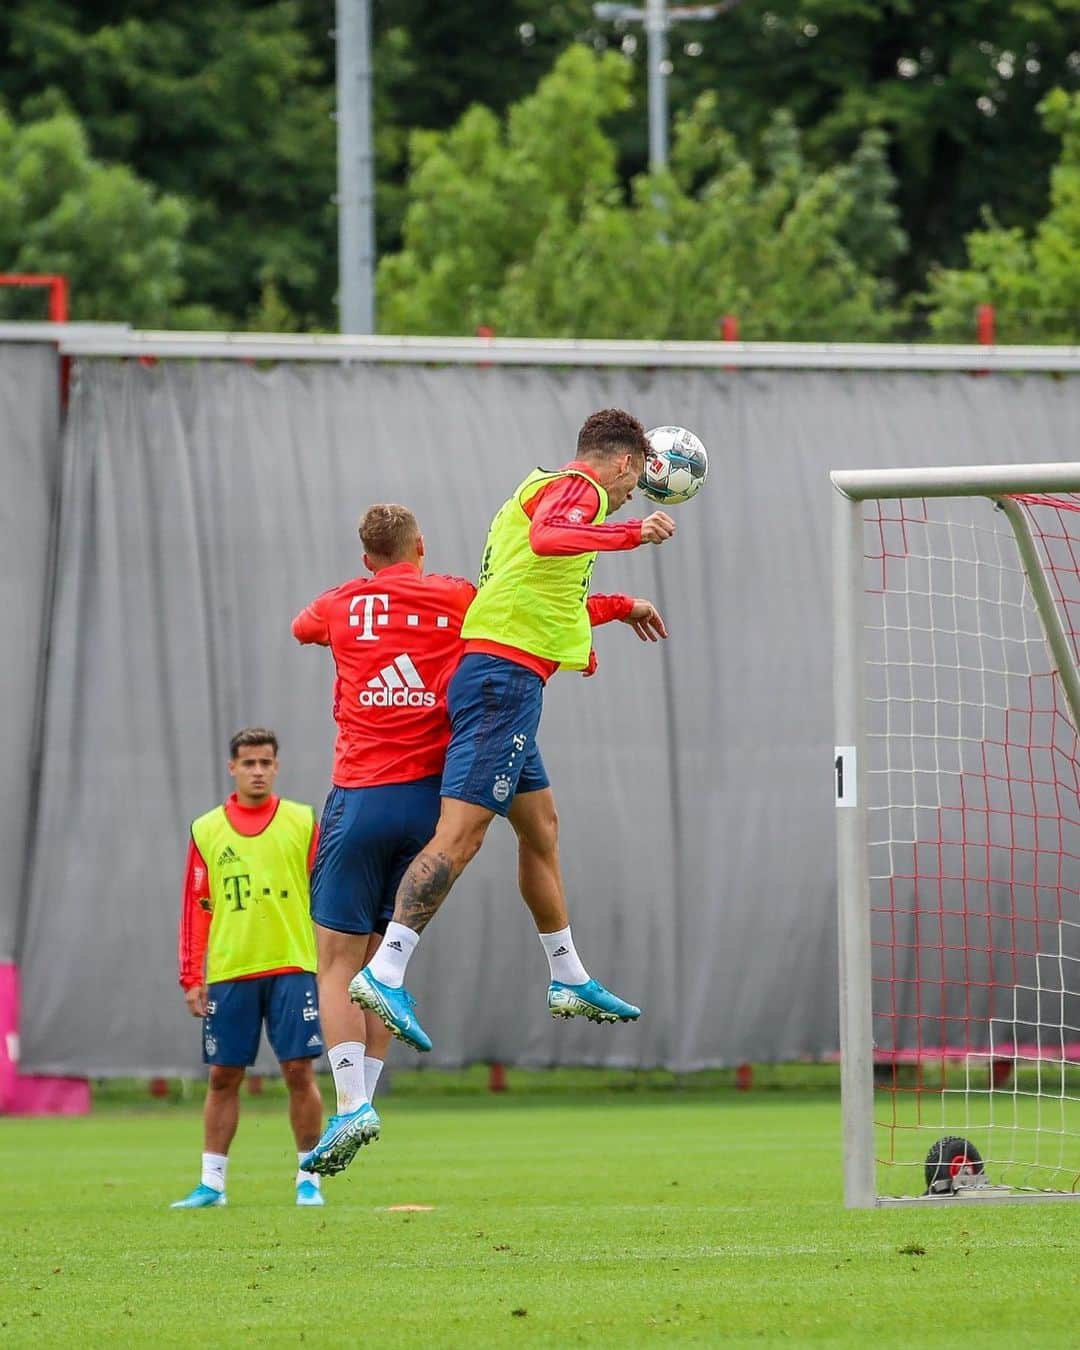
[440,653,550,817]
[310,777,442,935]
[202,971,322,1067]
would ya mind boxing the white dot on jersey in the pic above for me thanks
[407,614,420,626]
[436,616,449,628]
[376,614,390,626]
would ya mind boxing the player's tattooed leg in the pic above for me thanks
[396,851,457,933]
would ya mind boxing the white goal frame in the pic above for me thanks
[833,461,1080,1208]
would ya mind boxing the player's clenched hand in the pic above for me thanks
[622,599,668,642]
[639,511,676,545]
[185,983,209,1018]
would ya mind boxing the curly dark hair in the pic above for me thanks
[576,408,649,461]
[229,728,278,759]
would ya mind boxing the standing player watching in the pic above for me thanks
[290,505,474,1175]
[173,729,325,1209]
[352,409,673,1053]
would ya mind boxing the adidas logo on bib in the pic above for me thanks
[360,653,436,708]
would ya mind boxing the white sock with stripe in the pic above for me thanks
[539,926,589,985]
[366,923,419,988]
[201,1151,228,1193]
[328,1041,368,1113]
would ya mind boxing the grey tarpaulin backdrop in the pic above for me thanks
[0,346,60,963]
[12,356,1080,1073]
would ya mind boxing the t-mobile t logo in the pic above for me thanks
[350,593,390,641]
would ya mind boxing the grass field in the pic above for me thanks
[2,1071,1079,1347]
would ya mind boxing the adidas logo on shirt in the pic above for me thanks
[359,653,436,708]
[217,845,241,867]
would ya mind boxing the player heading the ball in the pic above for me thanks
[294,502,658,1166]
[351,408,675,1053]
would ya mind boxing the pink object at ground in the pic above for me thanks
[0,963,90,1115]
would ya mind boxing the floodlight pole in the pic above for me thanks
[593,0,733,171]
[335,0,375,333]
[646,0,669,170]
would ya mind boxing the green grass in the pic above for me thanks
[2,1076,1079,1347]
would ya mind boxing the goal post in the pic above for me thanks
[833,462,1080,1207]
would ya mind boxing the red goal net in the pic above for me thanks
[864,490,1080,1196]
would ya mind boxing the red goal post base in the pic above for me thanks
[0,273,69,322]
[0,273,71,406]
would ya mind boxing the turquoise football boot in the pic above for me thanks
[300,1103,381,1176]
[548,978,642,1024]
[170,1182,226,1209]
[349,967,433,1053]
[295,1179,325,1206]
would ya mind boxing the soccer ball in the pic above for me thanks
[638,426,708,505]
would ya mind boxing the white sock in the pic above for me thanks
[366,923,420,988]
[296,1152,321,1188]
[329,1041,368,1113]
[539,926,589,985]
[364,1056,384,1102]
[201,1151,228,1193]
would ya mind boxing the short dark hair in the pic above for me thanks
[576,408,649,461]
[359,503,421,561]
[229,728,278,759]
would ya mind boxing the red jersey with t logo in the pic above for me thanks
[292,562,476,788]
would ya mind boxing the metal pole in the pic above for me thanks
[336,0,375,333]
[996,496,1080,737]
[833,483,877,1208]
[832,463,1080,501]
[645,0,668,170]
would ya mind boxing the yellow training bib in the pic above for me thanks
[190,799,317,983]
[462,468,608,670]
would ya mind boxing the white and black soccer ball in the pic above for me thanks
[639,426,708,505]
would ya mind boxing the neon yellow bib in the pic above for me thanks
[191,799,317,983]
[462,468,608,670]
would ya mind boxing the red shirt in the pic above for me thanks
[178,794,319,991]
[465,461,640,680]
[292,563,476,788]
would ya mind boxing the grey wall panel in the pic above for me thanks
[17,359,1080,1073]
[0,346,60,962]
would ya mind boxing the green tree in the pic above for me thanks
[600,0,1080,297]
[0,103,201,325]
[379,46,904,340]
[924,89,1080,342]
[372,1,595,133]
[0,1,337,328]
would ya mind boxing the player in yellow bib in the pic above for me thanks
[352,409,675,1051]
[172,728,328,1208]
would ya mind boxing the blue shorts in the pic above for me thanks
[440,653,550,817]
[202,971,322,1067]
[310,777,442,935]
